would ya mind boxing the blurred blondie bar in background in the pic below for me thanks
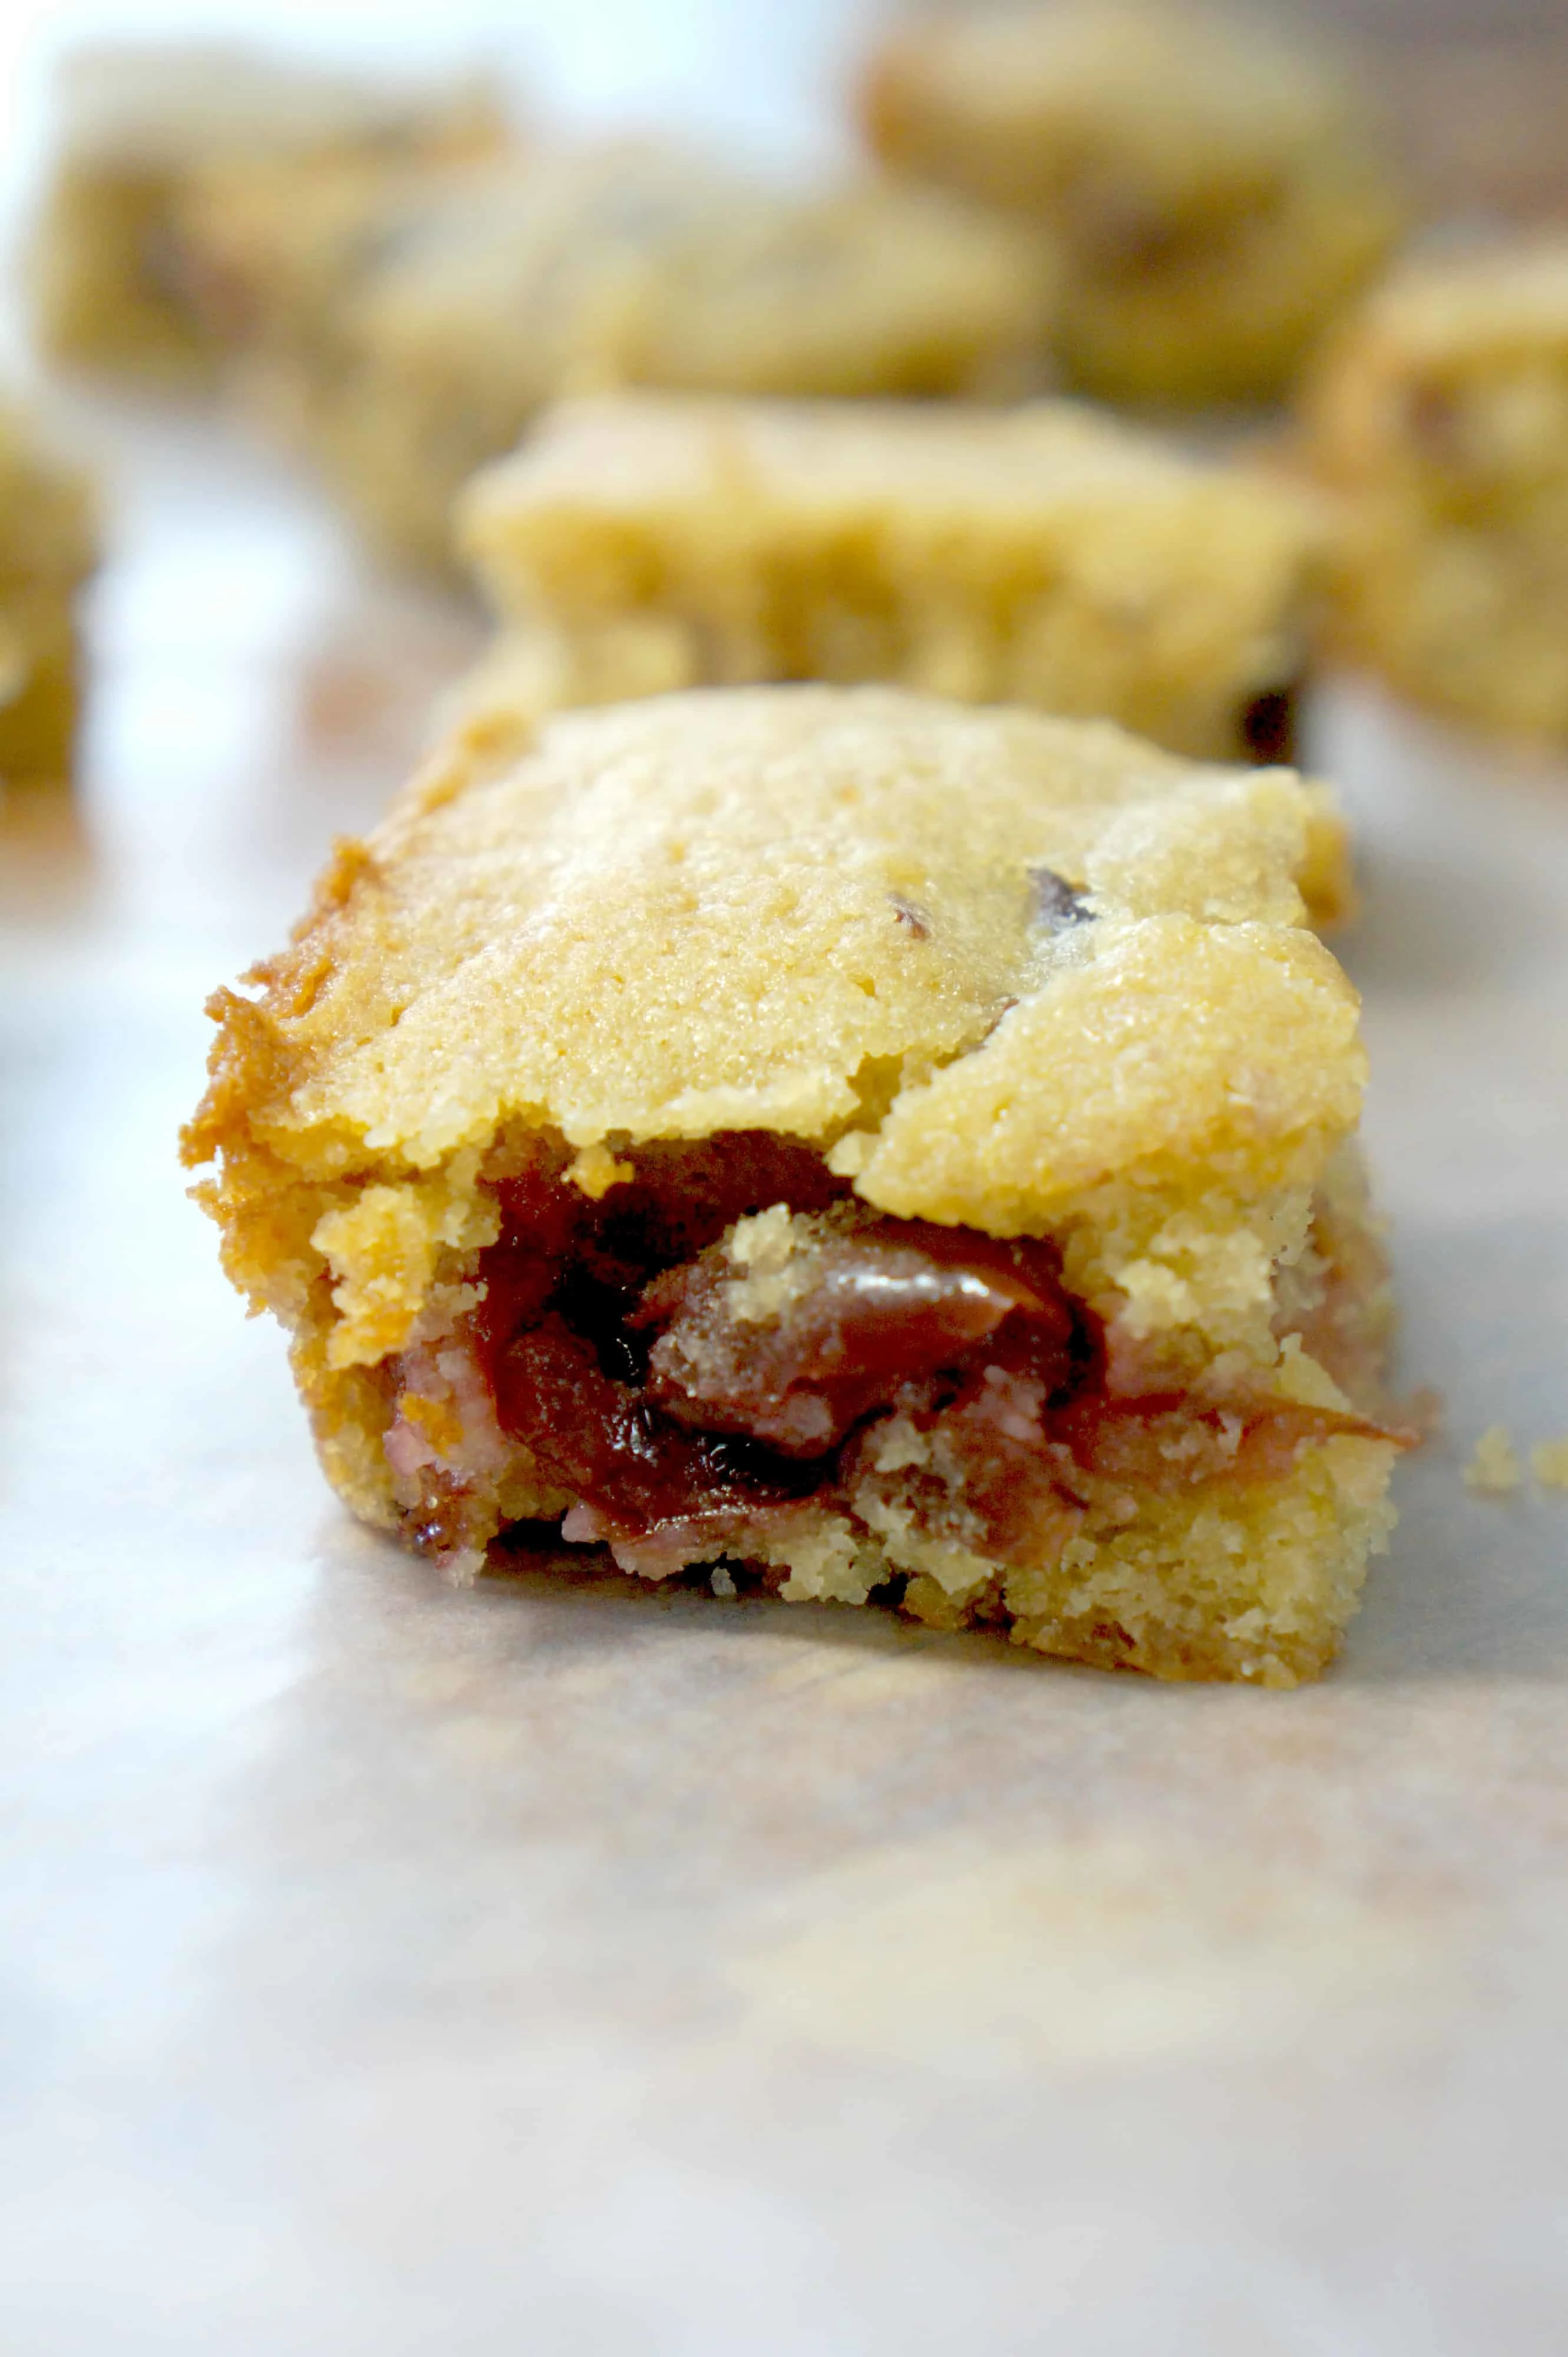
[457,393,1333,774]
[876,0,1568,230]
[861,0,1406,405]
[1300,239,1568,742]
[29,42,516,383]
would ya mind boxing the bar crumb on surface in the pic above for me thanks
[1465,1426,1523,1495]
[1530,1440,1568,1492]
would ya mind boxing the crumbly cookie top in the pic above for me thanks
[191,687,1362,1234]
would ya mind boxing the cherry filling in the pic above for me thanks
[639,1220,1078,1455]
[456,1135,1095,1548]
[397,1133,1407,1568]
[492,1313,823,1535]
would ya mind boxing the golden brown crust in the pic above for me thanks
[184,688,1356,1185]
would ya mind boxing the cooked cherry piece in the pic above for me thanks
[640,1219,1078,1455]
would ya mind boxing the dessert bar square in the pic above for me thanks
[28,42,509,381]
[0,404,96,785]
[226,147,1058,569]
[184,685,1402,1684]
[1302,238,1568,741]
[860,0,1404,405]
[460,392,1328,771]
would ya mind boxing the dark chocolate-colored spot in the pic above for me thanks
[1029,867,1093,932]
[1240,680,1300,767]
[890,895,931,939]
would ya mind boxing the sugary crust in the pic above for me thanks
[239,147,1058,567]
[184,686,1389,1684]
[860,0,1403,404]
[187,687,1358,1185]
[458,393,1328,767]
[1300,238,1568,737]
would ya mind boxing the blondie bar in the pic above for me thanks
[1302,238,1568,741]
[248,147,1058,569]
[184,686,1402,1684]
[29,43,509,381]
[860,0,1404,406]
[459,393,1328,771]
[0,406,96,785]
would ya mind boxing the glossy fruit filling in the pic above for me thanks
[384,1132,1400,1574]
[472,1138,1092,1542]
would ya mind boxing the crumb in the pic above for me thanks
[711,1567,737,1598]
[1530,1439,1568,1491]
[1465,1425,1523,1494]
[567,1141,635,1199]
